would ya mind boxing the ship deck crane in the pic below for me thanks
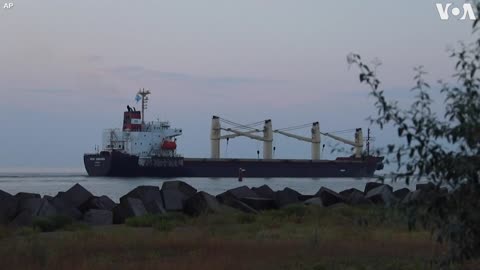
[219,129,261,140]
[222,128,267,141]
[211,116,273,159]
[273,122,321,160]
[321,128,364,158]
[211,115,365,160]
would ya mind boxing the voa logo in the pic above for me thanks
[436,3,477,20]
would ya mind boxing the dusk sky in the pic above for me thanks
[0,0,474,171]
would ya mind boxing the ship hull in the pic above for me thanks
[84,151,383,178]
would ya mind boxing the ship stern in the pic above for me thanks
[84,151,113,176]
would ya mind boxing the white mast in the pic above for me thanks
[263,120,273,159]
[354,128,363,158]
[311,122,321,160]
[137,88,151,125]
[210,116,221,159]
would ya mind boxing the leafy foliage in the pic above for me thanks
[347,3,480,263]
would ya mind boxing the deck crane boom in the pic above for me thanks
[273,122,321,160]
[221,120,273,159]
[222,128,267,141]
[321,128,364,158]
[210,116,273,159]
[219,129,261,140]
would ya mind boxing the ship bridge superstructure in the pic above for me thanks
[102,89,182,158]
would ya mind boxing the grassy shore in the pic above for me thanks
[0,204,475,269]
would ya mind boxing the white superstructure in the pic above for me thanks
[101,89,183,161]
[102,121,182,157]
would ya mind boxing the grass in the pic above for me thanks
[236,213,257,224]
[125,213,187,232]
[0,225,14,240]
[32,215,74,232]
[0,205,475,269]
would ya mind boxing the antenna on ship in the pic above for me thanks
[137,88,151,125]
[366,128,371,156]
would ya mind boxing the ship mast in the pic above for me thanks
[137,88,151,125]
[366,128,370,156]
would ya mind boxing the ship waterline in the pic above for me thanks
[84,151,383,178]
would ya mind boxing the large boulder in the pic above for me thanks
[364,182,383,194]
[43,195,54,201]
[439,187,449,195]
[251,185,275,199]
[240,197,275,211]
[221,198,258,214]
[364,182,393,194]
[161,189,188,212]
[11,198,57,226]
[298,194,316,201]
[123,186,164,214]
[315,187,345,207]
[14,192,41,200]
[83,209,113,226]
[217,186,260,203]
[401,190,425,205]
[17,198,57,216]
[56,184,94,208]
[393,188,411,200]
[345,189,372,205]
[402,187,446,206]
[184,191,221,216]
[79,195,116,213]
[162,181,197,197]
[0,190,18,224]
[416,182,435,192]
[112,197,147,224]
[144,200,166,215]
[339,188,363,197]
[304,197,324,207]
[50,197,82,220]
[273,188,301,208]
[365,185,397,206]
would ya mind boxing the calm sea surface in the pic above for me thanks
[0,170,421,202]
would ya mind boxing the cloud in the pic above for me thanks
[17,88,77,94]
[109,66,286,86]
[86,55,103,63]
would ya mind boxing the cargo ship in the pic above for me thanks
[84,89,384,177]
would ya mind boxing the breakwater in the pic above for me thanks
[0,180,444,226]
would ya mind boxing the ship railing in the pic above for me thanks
[148,152,183,158]
[103,128,121,132]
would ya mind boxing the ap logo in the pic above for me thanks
[3,3,14,9]
[436,3,477,20]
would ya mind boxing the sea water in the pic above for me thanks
[0,169,421,202]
